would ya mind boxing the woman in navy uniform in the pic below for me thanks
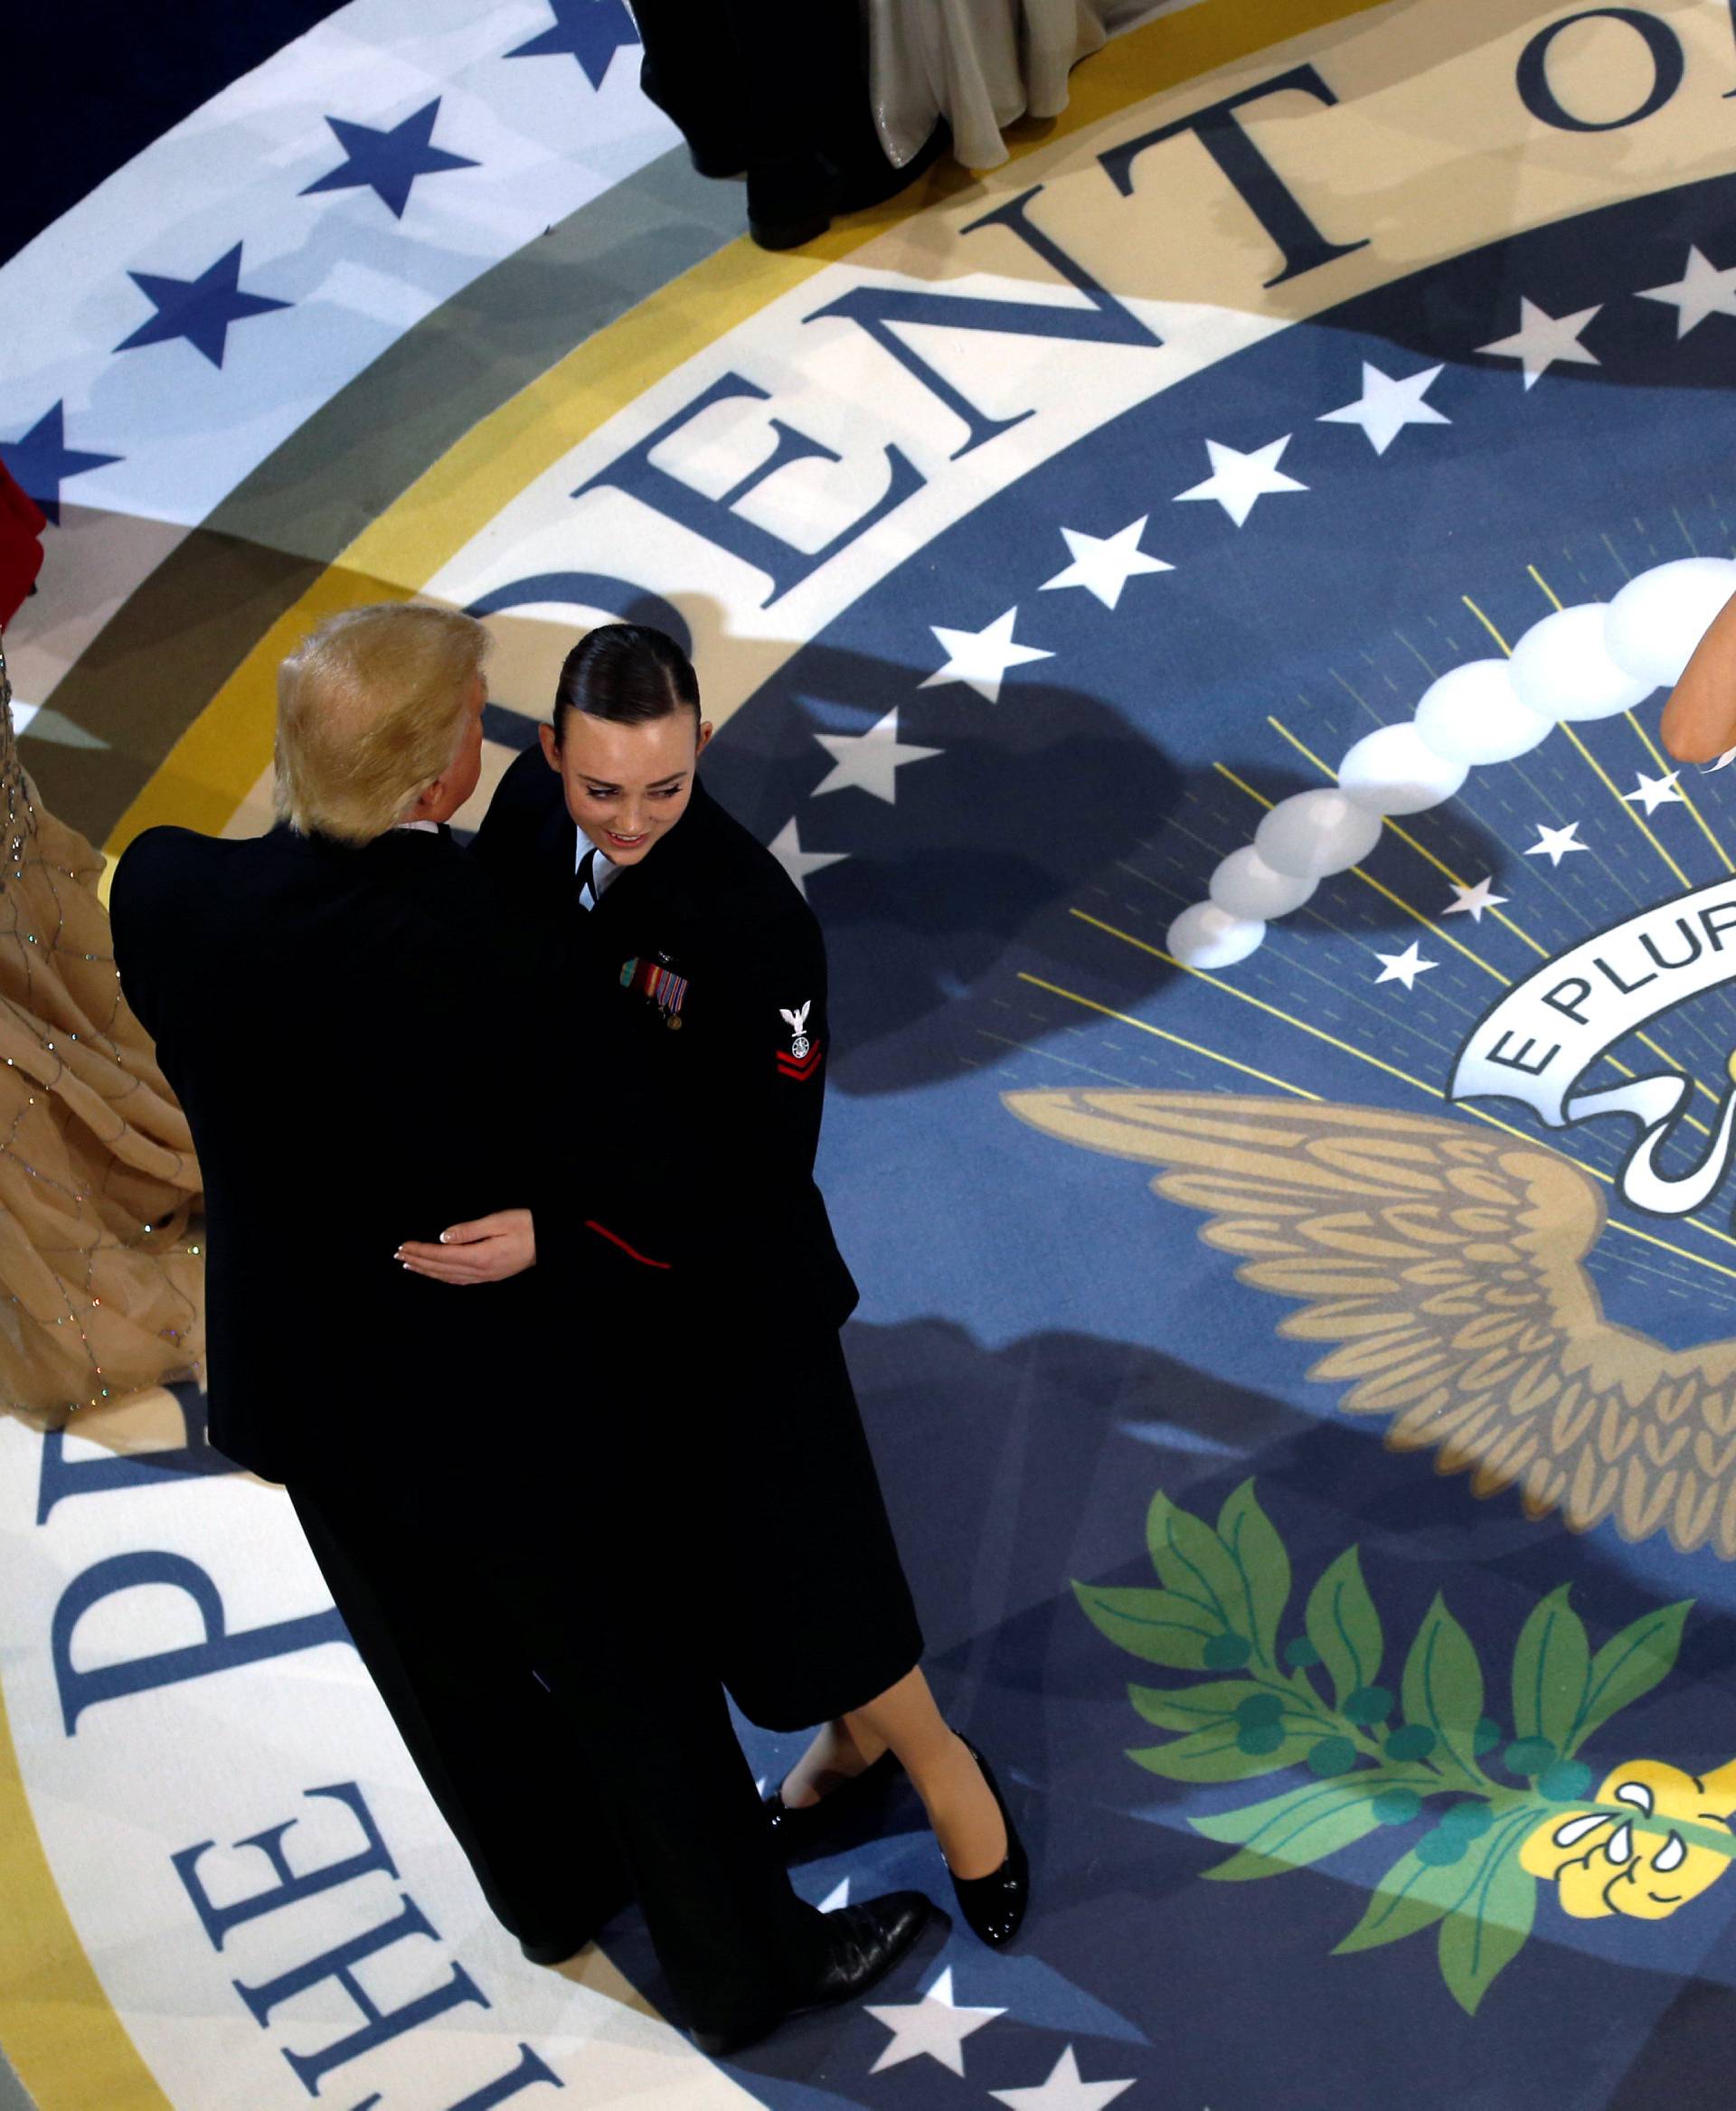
[438,623,1028,1946]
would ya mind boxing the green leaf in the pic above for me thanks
[1218,1480,1291,1670]
[1305,1547,1383,1709]
[1566,1600,1694,1757]
[1401,1595,1486,1784]
[1194,1770,1432,1878]
[1437,1828,1537,2015]
[1335,1831,1493,1956]
[1511,1585,1590,1751]
[1146,1490,1248,1636]
[1072,1581,1217,1669]
[1207,1808,1384,1882]
[1128,1681,1271,1732]
[1128,1723,1315,1784]
[1194,1777,1346,1847]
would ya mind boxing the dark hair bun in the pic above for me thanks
[553,624,699,738]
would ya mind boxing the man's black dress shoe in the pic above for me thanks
[691,1890,932,2058]
[763,1746,901,1857]
[945,1736,1029,1947]
[746,122,950,250]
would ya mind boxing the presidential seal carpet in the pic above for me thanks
[7,2,1736,2106]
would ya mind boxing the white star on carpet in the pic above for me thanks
[1040,515,1174,608]
[1317,361,1449,453]
[1625,769,1684,815]
[1443,875,1506,921]
[990,2046,1137,2111]
[1175,436,1307,525]
[812,707,940,803]
[866,1966,1005,2076]
[1525,821,1589,865]
[767,817,846,898]
[1637,245,1736,338]
[921,607,1052,703]
[1476,297,1600,388]
[1373,941,1437,990]
[817,1876,850,1910]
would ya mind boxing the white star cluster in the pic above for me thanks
[764,248,1736,962]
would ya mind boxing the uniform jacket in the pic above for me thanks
[110,821,662,1483]
[472,749,859,1334]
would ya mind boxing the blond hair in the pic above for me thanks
[274,603,487,843]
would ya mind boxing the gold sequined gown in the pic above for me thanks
[0,638,203,1418]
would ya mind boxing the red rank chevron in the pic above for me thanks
[777,1045,823,1080]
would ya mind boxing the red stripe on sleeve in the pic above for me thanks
[583,1220,673,1268]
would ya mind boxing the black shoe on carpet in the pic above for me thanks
[747,123,949,251]
[691,1889,933,2057]
[763,1744,902,1859]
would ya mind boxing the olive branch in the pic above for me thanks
[1075,1480,1694,2013]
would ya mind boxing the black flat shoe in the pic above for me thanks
[944,1735,1029,1948]
[692,1889,932,2057]
[764,1745,901,1859]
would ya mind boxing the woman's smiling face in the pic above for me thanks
[540,707,712,864]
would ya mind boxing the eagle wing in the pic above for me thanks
[1005,1089,1736,1558]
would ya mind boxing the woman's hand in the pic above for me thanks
[397,1208,536,1285]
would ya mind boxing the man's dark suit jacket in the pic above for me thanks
[472,749,858,1334]
[110,820,655,1485]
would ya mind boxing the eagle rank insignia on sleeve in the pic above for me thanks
[778,1000,821,1080]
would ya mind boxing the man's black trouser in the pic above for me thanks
[287,1474,830,2039]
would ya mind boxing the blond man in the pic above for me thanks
[109,602,929,2056]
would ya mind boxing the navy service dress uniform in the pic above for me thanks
[474,749,923,1730]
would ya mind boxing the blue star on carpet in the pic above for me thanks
[115,244,291,369]
[506,0,639,90]
[301,98,478,221]
[0,403,121,525]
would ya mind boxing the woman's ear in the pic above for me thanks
[538,722,561,771]
[695,719,714,759]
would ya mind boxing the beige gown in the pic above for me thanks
[865,0,1116,170]
[0,636,203,1420]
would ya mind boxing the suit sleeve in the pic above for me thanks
[108,831,172,1045]
[469,743,552,891]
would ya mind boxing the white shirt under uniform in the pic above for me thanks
[574,829,622,910]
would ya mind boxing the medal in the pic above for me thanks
[621,956,689,1027]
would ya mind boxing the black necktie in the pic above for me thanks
[575,845,599,910]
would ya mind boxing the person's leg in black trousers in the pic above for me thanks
[289,1475,840,2039]
[288,1480,631,1959]
[476,1525,835,2040]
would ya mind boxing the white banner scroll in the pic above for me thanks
[1449,879,1736,1215]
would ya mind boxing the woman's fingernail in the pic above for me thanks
[438,1232,449,1244]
